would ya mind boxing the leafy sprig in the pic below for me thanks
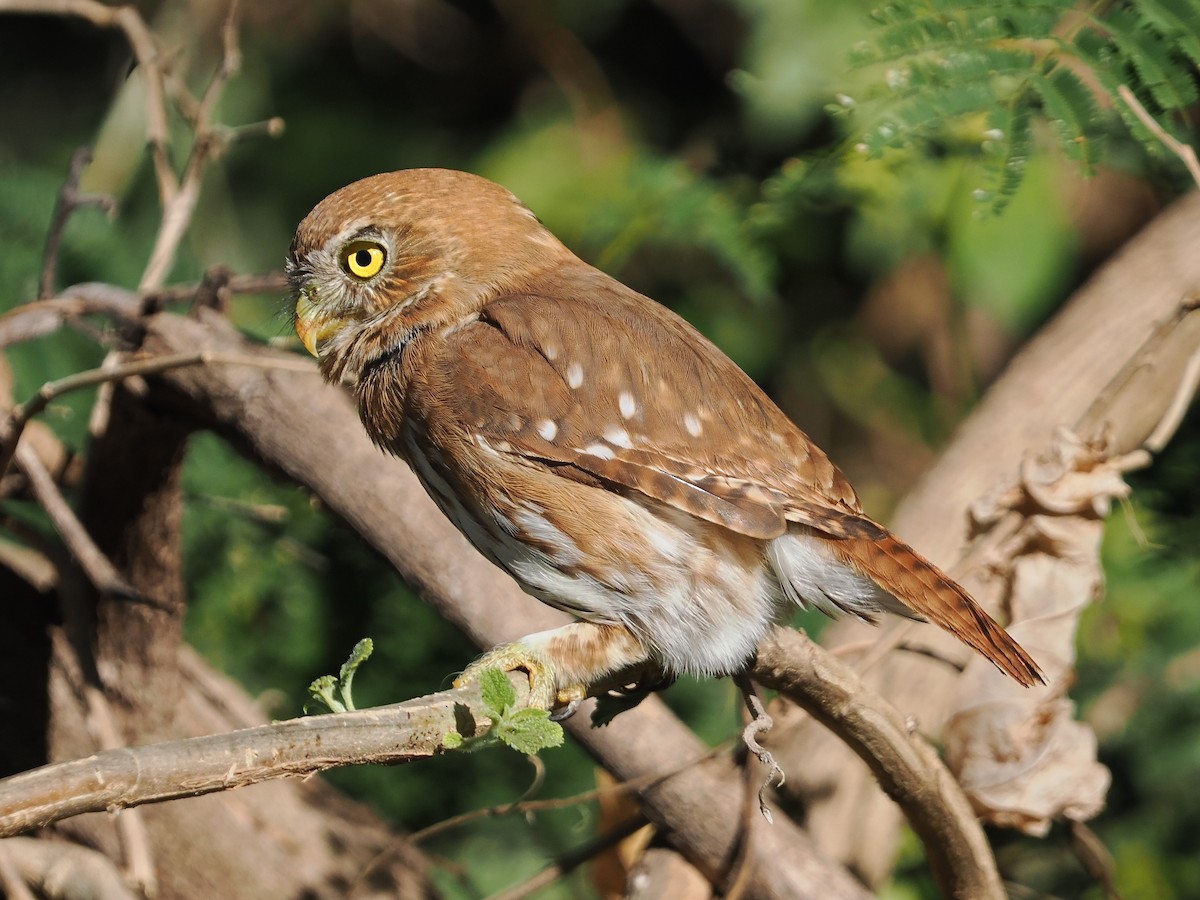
[443,669,565,755]
[843,0,1200,206]
[305,638,373,714]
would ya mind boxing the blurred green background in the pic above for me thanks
[1,1,1198,897]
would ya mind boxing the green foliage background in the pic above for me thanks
[2,0,1199,896]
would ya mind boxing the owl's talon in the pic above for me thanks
[454,643,559,712]
[550,697,581,721]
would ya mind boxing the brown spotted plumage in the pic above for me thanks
[289,168,1042,709]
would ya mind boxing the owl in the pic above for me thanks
[288,169,1041,714]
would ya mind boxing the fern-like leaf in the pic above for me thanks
[847,0,1200,204]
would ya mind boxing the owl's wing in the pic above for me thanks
[420,278,884,543]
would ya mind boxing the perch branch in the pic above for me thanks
[0,674,531,837]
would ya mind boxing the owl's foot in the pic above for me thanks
[733,670,785,824]
[453,643,585,717]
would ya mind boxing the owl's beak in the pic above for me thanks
[294,290,343,358]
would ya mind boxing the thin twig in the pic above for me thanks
[1144,345,1200,452]
[1118,84,1200,189]
[348,755,545,898]
[39,146,116,300]
[415,741,727,845]
[13,442,141,600]
[0,0,277,292]
[488,815,647,900]
[349,741,729,896]
[139,0,244,290]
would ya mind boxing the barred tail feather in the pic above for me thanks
[830,531,1044,687]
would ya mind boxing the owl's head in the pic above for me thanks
[288,168,569,383]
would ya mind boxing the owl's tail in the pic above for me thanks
[830,530,1044,687]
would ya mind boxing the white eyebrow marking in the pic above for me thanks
[584,443,615,460]
[566,362,584,389]
[537,419,558,441]
[603,426,633,449]
[684,412,703,438]
[618,391,637,419]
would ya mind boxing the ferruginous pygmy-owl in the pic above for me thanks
[289,168,1042,713]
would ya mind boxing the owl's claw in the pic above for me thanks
[454,643,585,716]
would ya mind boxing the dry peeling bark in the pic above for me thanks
[945,433,1127,834]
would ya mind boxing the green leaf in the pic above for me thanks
[442,731,464,750]
[493,708,565,755]
[306,674,344,714]
[479,668,517,717]
[336,637,374,711]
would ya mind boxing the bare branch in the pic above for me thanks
[0,272,289,350]
[138,0,247,290]
[38,147,116,300]
[0,675,530,837]
[753,628,1005,900]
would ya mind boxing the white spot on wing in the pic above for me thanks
[684,412,703,438]
[584,443,615,460]
[544,344,559,360]
[537,419,558,441]
[566,362,584,389]
[618,391,637,419]
[603,425,633,449]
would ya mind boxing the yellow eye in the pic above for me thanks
[341,242,386,279]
